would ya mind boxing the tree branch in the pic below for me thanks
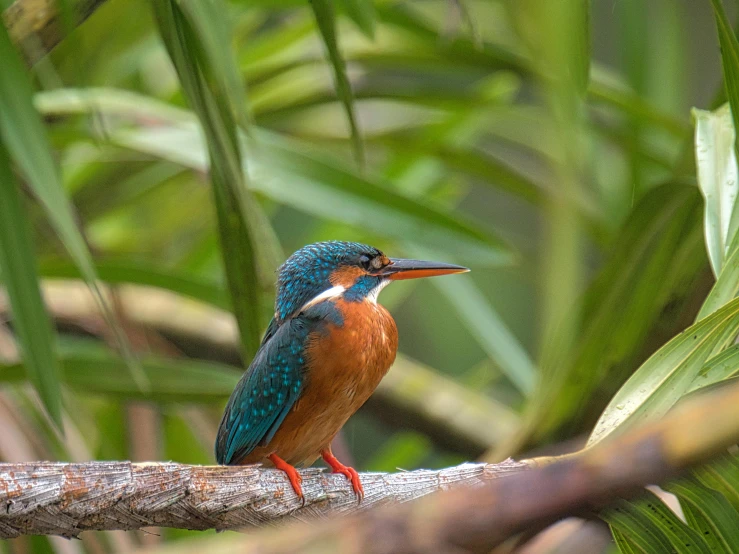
[1,376,738,548]
[136,375,739,553]
[0,459,528,538]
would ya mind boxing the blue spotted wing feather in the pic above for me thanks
[215,303,342,465]
[216,317,309,465]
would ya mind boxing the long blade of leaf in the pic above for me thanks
[588,295,739,446]
[339,0,376,39]
[152,0,271,361]
[697,231,739,320]
[602,499,675,554]
[521,184,704,447]
[0,140,63,428]
[603,495,711,554]
[695,454,739,513]
[0,350,239,403]
[693,105,739,278]
[309,0,365,168]
[666,477,739,552]
[39,258,230,310]
[428,269,536,395]
[687,343,739,395]
[708,0,739,161]
[35,87,513,265]
[0,18,147,392]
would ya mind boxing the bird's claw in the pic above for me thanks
[269,453,305,504]
[321,449,364,502]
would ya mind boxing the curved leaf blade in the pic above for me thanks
[340,0,376,39]
[603,495,711,554]
[0,142,63,428]
[666,478,739,553]
[0,350,239,403]
[693,105,739,278]
[695,454,739,513]
[588,296,739,446]
[310,0,365,168]
[152,0,271,361]
[709,0,739,160]
[0,19,147,392]
[36,88,513,264]
[39,258,230,310]
[687,343,739,395]
[429,269,536,395]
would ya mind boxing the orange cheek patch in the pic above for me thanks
[329,266,365,288]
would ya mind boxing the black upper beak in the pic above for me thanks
[378,258,470,280]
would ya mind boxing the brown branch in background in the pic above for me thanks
[132,376,739,554]
[0,459,528,538]
[2,281,519,457]
[0,374,737,545]
[3,0,108,64]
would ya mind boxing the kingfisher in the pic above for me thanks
[215,241,468,501]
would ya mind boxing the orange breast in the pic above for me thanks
[238,298,398,466]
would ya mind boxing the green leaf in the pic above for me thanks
[35,87,513,264]
[38,258,230,310]
[339,0,376,39]
[666,478,739,553]
[377,135,545,206]
[602,499,676,553]
[0,18,147,392]
[174,0,251,129]
[611,528,643,554]
[603,494,711,554]
[0,140,63,428]
[687,343,739,395]
[708,0,739,161]
[428,267,536,395]
[693,105,739,278]
[524,184,704,446]
[0,349,239,403]
[695,454,739,513]
[309,0,365,168]
[255,131,512,265]
[152,0,272,361]
[697,232,739,320]
[587,295,739,446]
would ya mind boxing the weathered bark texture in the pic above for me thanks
[133,377,739,554]
[0,459,527,538]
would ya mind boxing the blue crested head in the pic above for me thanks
[275,241,383,321]
[273,241,470,322]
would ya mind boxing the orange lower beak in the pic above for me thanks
[382,258,470,280]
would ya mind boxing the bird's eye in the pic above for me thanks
[359,254,372,270]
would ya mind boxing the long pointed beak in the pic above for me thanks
[380,258,470,280]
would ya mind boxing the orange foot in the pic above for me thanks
[321,448,364,501]
[269,453,303,502]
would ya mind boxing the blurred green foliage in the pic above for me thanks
[2,0,739,551]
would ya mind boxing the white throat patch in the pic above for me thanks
[299,285,345,312]
[366,279,391,304]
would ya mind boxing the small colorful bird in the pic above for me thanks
[215,241,468,500]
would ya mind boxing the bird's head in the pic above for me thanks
[274,241,468,322]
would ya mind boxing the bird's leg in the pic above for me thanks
[321,447,364,500]
[268,453,304,502]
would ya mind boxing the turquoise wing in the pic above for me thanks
[215,316,309,465]
[215,302,342,465]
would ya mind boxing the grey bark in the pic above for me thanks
[0,459,528,538]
